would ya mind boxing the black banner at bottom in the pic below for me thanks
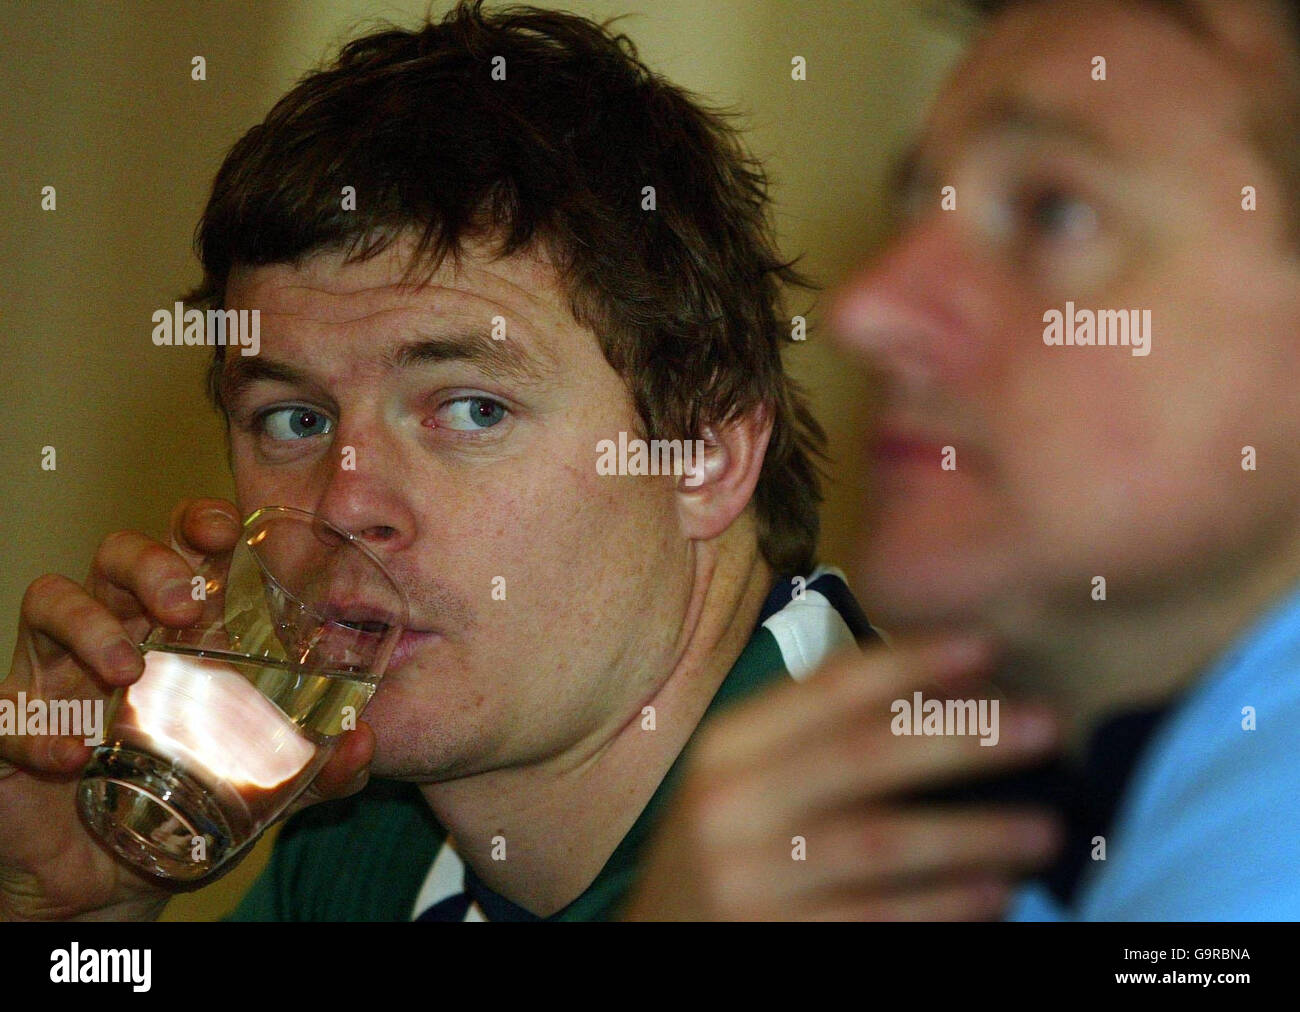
[0,920,1282,1000]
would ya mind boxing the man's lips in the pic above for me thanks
[319,599,442,670]
[868,422,992,478]
[871,429,954,467]
[386,629,441,670]
[323,600,401,629]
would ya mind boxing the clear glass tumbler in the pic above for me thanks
[77,506,408,883]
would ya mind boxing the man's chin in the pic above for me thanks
[854,537,1015,635]
[356,674,484,782]
[361,707,462,783]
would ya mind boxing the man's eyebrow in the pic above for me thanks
[384,330,551,382]
[219,357,310,408]
[888,97,1117,204]
[219,328,552,407]
[971,97,1115,154]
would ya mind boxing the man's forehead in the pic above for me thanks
[221,236,588,382]
[920,0,1269,167]
[226,235,569,329]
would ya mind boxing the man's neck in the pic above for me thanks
[993,550,1300,762]
[418,520,774,916]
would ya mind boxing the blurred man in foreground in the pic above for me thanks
[625,0,1300,920]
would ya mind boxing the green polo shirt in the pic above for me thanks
[226,567,868,921]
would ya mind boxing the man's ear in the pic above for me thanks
[675,404,773,542]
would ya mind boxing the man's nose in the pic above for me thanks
[827,216,974,389]
[312,424,416,556]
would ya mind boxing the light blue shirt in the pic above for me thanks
[1008,582,1300,920]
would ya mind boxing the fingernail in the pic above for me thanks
[161,579,194,611]
[198,507,240,532]
[106,638,141,677]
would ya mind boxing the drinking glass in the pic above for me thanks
[76,506,408,882]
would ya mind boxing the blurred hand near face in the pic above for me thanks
[620,640,1063,920]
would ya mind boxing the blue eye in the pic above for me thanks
[438,397,508,431]
[259,406,333,440]
[1023,188,1098,241]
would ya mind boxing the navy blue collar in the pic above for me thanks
[921,706,1169,907]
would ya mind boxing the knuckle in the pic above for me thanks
[97,528,139,559]
[136,540,186,578]
[63,594,108,634]
[23,573,71,613]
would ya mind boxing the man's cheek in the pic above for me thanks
[453,500,588,608]
[233,458,320,512]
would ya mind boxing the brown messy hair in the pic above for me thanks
[185,0,825,576]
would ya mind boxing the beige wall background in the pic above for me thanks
[0,0,959,919]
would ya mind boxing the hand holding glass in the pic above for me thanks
[77,507,408,883]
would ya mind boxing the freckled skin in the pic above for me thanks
[223,234,696,782]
